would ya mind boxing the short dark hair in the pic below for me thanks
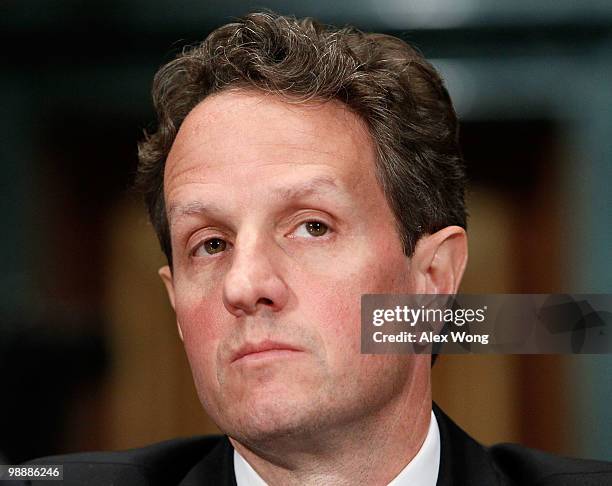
[136,11,467,266]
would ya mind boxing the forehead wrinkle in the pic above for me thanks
[248,142,359,164]
[168,139,358,179]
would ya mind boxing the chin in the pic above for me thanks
[217,394,325,445]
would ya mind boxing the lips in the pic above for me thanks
[231,340,303,363]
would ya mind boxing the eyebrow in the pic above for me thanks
[167,201,223,225]
[274,175,339,201]
[167,176,341,224]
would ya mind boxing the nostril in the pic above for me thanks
[258,298,273,306]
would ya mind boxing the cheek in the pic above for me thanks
[298,276,411,393]
[173,285,225,379]
[295,273,370,354]
[307,288,356,340]
[178,305,221,347]
[174,275,223,333]
[297,246,411,352]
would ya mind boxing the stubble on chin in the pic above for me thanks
[208,355,339,446]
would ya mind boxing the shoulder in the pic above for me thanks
[489,442,612,486]
[23,435,229,486]
[434,403,612,486]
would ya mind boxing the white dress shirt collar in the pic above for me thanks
[234,410,440,486]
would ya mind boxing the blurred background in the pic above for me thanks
[1,0,611,465]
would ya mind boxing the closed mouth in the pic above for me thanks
[231,340,303,363]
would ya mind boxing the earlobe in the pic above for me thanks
[411,226,468,294]
[158,265,184,341]
[175,319,184,341]
[158,265,176,309]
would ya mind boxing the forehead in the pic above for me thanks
[164,90,380,210]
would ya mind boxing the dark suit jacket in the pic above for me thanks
[18,404,612,485]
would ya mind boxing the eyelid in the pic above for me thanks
[191,237,233,258]
[287,217,335,239]
[188,229,233,257]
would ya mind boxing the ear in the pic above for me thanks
[410,226,468,294]
[158,265,184,341]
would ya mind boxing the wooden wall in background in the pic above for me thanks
[433,180,571,454]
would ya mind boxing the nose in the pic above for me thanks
[222,233,290,317]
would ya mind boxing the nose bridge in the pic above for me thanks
[222,224,288,316]
[233,228,274,278]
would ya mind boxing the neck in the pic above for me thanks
[230,372,432,485]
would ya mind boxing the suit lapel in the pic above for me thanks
[179,436,236,486]
[434,403,510,486]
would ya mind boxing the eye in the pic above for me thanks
[294,221,329,238]
[193,237,228,256]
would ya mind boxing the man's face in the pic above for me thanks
[161,90,429,443]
